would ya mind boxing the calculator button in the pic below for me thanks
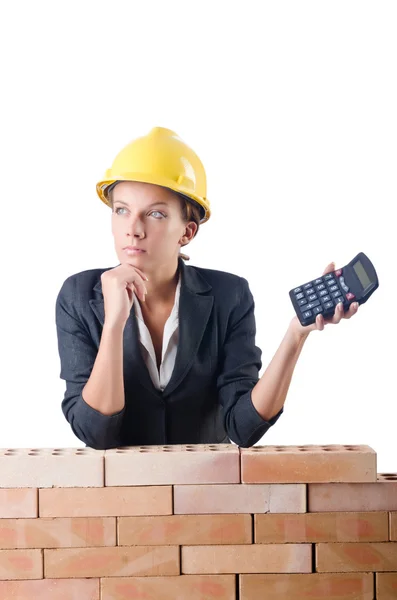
[305,288,315,295]
[303,283,312,289]
[321,295,331,303]
[295,292,304,300]
[308,294,317,301]
[329,284,339,292]
[313,305,323,315]
[293,287,302,293]
[315,283,326,291]
[332,290,342,299]
[298,298,307,306]
[335,269,342,277]
[319,290,329,297]
[346,292,356,300]
[303,310,312,318]
[300,299,320,312]
[324,274,333,280]
[326,279,336,287]
[339,276,349,292]
[324,301,334,310]
[314,278,323,284]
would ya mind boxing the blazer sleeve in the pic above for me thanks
[55,277,126,450]
[216,276,284,447]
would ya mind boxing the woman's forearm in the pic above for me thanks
[251,323,310,421]
[82,322,126,416]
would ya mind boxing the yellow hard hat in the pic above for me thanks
[96,127,211,224]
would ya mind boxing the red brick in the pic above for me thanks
[316,542,397,572]
[390,512,397,541]
[241,445,376,483]
[0,578,99,600]
[174,484,306,514]
[0,549,42,580]
[376,572,397,600]
[255,512,388,543]
[39,486,172,517]
[119,514,251,545]
[182,544,312,574]
[44,546,179,578]
[0,448,103,488]
[0,517,116,549]
[105,444,240,485]
[101,575,235,599]
[309,481,397,512]
[0,489,37,519]
[240,573,373,599]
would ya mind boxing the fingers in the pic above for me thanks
[136,278,148,302]
[129,282,147,302]
[345,301,359,318]
[322,261,335,276]
[315,314,324,331]
[127,274,147,302]
[124,265,148,301]
[334,301,344,323]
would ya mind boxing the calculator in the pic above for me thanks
[289,252,379,326]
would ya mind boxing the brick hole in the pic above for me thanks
[5,449,17,453]
[381,473,397,477]
[384,476,397,480]
[209,448,220,451]
[298,448,309,451]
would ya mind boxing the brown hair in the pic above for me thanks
[107,185,202,261]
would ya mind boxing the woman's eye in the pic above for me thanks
[114,207,165,218]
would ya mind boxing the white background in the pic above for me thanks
[1,1,395,472]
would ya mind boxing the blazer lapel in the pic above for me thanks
[89,256,213,398]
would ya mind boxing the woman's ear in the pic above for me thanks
[184,221,198,242]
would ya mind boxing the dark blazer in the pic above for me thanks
[55,256,284,450]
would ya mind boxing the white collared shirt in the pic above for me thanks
[132,271,181,392]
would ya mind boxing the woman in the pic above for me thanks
[55,127,359,450]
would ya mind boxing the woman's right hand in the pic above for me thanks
[101,263,148,329]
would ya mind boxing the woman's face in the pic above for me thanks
[111,180,196,269]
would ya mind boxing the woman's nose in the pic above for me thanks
[128,217,144,237]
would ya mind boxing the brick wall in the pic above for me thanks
[0,444,396,599]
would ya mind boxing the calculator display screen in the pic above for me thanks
[353,260,371,289]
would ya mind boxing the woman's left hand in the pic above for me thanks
[289,261,359,338]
